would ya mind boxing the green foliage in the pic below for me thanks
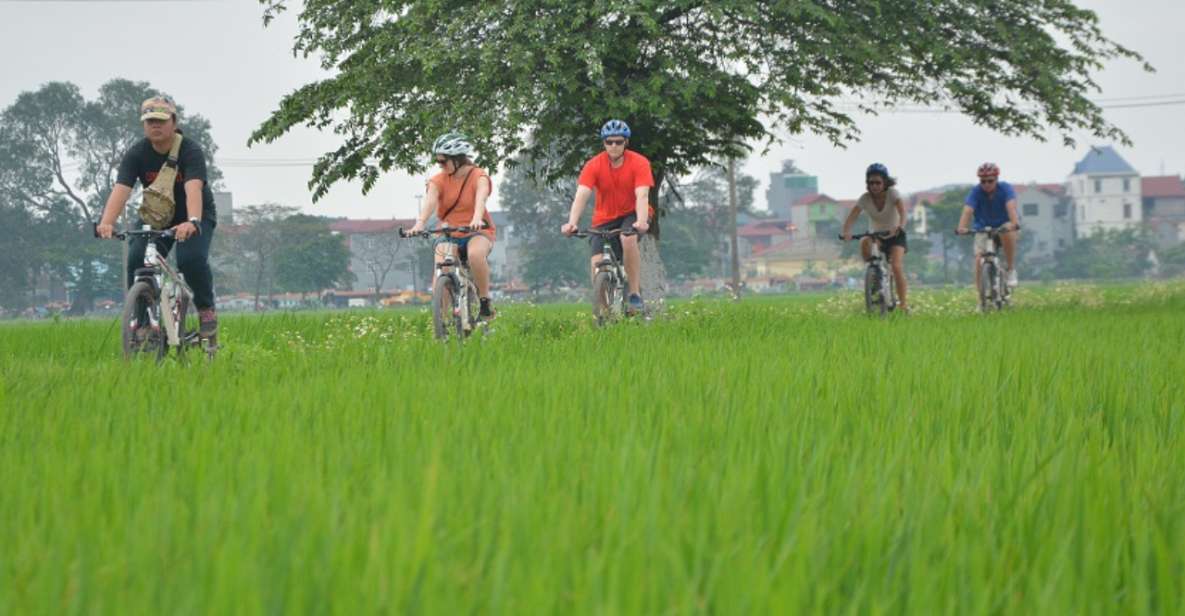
[500,161,587,291]
[253,0,1145,202]
[1053,227,1155,279]
[274,214,354,296]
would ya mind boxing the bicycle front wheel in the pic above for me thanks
[592,271,617,326]
[432,275,460,341]
[979,261,997,312]
[121,281,166,361]
[864,266,885,316]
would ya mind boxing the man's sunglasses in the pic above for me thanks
[603,139,626,146]
[980,178,997,184]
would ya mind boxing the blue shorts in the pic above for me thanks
[433,233,489,261]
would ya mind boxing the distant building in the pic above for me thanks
[213,191,234,224]
[766,160,819,219]
[328,218,418,293]
[1014,183,1074,260]
[1141,175,1185,247]
[487,210,524,284]
[789,193,856,240]
[1067,147,1142,238]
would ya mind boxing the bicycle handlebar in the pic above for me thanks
[838,230,896,241]
[93,222,175,241]
[569,228,640,239]
[954,224,1020,236]
[398,223,488,238]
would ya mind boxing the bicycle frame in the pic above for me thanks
[399,224,487,338]
[956,225,1019,311]
[138,236,195,348]
[841,231,897,314]
[572,228,635,319]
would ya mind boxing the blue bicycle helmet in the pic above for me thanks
[866,163,890,178]
[600,119,631,140]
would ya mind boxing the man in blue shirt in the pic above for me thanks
[957,162,1021,288]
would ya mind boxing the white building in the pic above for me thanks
[1066,147,1142,238]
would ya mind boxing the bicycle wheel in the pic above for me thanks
[172,291,203,359]
[979,261,997,312]
[462,279,480,336]
[592,271,616,326]
[121,281,166,361]
[432,275,460,341]
[864,266,885,316]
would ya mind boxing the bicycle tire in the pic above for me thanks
[462,279,480,337]
[121,280,166,361]
[592,271,616,326]
[979,261,997,313]
[432,275,459,341]
[864,266,885,316]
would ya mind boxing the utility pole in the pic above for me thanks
[727,158,741,301]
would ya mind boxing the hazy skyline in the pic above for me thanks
[2,0,1183,220]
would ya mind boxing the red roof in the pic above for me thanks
[738,220,793,237]
[329,218,416,234]
[1142,176,1185,199]
[794,193,840,206]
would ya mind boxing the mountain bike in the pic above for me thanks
[399,225,488,341]
[96,224,214,361]
[570,228,641,326]
[956,225,1020,312]
[840,231,898,316]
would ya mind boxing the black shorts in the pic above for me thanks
[589,213,638,259]
[871,229,907,254]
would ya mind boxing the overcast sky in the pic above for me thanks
[2,0,1182,219]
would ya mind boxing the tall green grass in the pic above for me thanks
[2,284,1184,614]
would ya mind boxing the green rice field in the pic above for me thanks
[2,283,1183,614]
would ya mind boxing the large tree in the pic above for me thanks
[0,79,222,312]
[274,214,354,299]
[253,0,1145,205]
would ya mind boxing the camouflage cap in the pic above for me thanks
[140,96,177,122]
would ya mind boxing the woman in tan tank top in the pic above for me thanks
[841,163,910,312]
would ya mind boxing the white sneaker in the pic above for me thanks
[1007,269,1019,288]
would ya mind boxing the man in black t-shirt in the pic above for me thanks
[97,96,220,340]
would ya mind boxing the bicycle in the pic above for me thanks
[95,223,214,361]
[398,224,489,341]
[956,225,1020,312]
[840,231,898,316]
[569,228,642,326]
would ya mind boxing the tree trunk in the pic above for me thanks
[727,158,741,301]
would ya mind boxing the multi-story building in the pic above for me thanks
[1014,183,1074,260]
[1066,146,1142,238]
[1141,175,1185,247]
[790,193,856,239]
[328,218,418,292]
[765,160,819,219]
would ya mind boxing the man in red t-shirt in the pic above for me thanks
[561,119,654,313]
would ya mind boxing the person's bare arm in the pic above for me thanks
[894,197,908,236]
[841,206,862,240]
[1005,198,1020,230]
[174,179,204,240]
[957,206,974,233]
[470,175,491,228]
[563,185,593,234]
[412,182,440,232]
[95,183,134,238]
[631,186,651,233]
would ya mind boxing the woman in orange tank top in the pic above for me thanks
[409,132,497,319]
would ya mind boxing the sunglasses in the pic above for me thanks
[603,139,626,146]
[866,179,884,185]
[435,158,449,166]
[980,178,997,184]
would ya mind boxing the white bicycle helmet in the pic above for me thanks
[432,132,474,157]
